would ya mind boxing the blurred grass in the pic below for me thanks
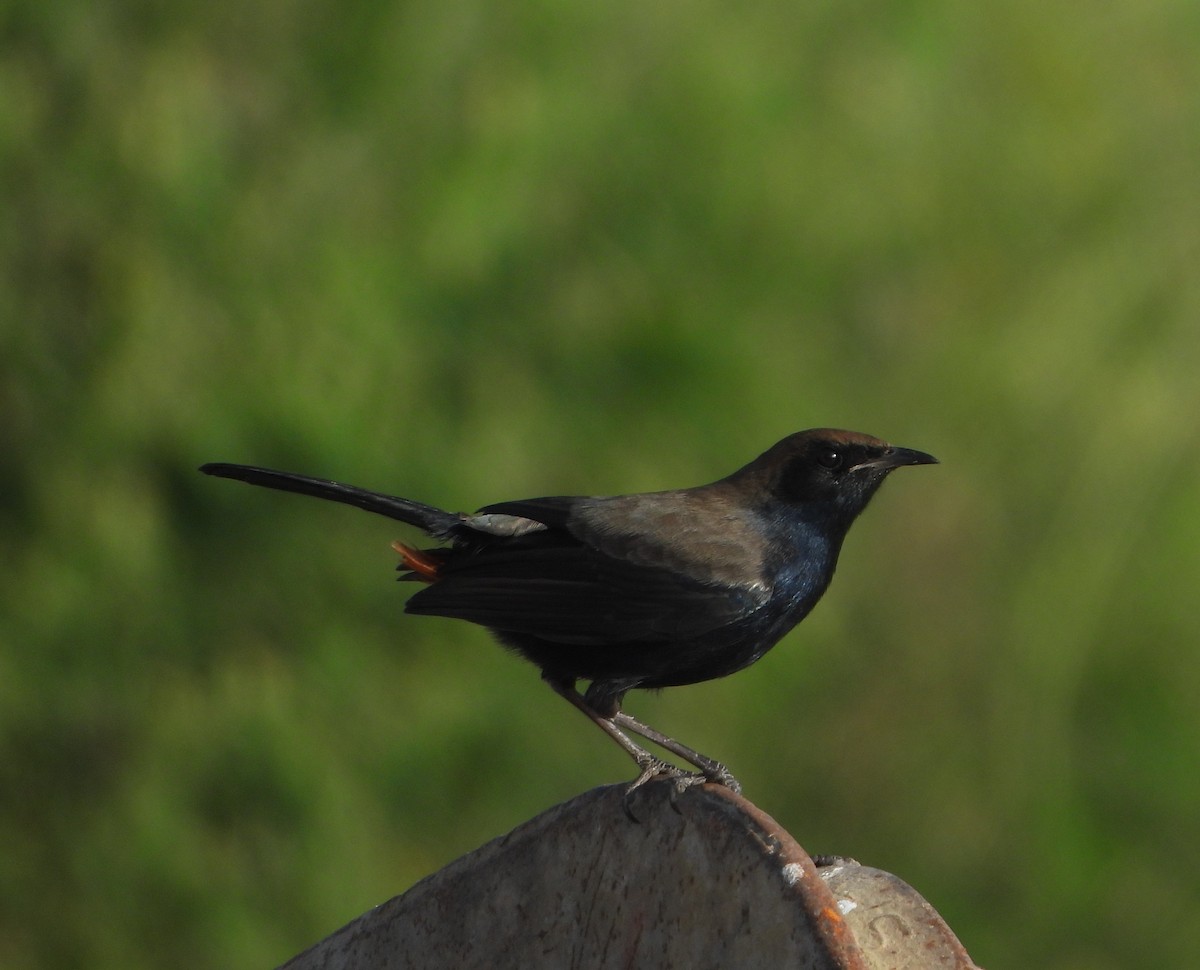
[2,0,1198,967]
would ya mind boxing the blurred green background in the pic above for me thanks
[3,0,1198,967]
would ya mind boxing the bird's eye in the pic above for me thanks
[817,448,842,469]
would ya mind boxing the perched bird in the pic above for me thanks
[201,429,935,795]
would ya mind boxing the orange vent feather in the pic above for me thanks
[391,540,442,582]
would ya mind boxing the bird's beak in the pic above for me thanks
[851,446,939,473]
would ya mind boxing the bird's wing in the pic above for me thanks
[567,489,773,590]
[407,491,769,645]
[472,496,577,529]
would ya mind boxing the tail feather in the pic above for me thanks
[199,463,462,537]
[391,540,443,582]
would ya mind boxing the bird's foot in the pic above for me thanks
[701,762,742,795]
[621,756,688,821]
[662,764,741,813]
[664,770,709,813]
[627,755,677,792]
[621,757,742,821]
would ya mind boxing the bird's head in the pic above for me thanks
[736,428,937,526]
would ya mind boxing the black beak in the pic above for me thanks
[852,446,939,473]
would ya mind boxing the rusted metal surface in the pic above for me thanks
[816,859,980,970]
[279,782,978,969]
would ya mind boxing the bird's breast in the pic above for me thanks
[760,518,842,621]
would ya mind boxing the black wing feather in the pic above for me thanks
[473,496,577,529]
[406,538,762,645]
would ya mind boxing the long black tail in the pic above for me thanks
[199,463,462,536]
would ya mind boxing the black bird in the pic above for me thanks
[200,429,935,795]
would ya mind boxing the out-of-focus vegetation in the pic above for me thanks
[2,1,1197,967]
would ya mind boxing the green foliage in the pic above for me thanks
[3,1,1198,967]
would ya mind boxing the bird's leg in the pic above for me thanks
[612,711,741,794]
[544,676,738,815]
[544,677,680,786]
[543,676,722,816]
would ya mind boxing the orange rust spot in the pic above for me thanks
[391,540,441,582]
[819,906,844,925]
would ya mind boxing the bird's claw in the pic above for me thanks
[702,762,741,794]
[621,756,742,820]
[621,756,685,821]
[625,755,676,793]
[666,764,741,813]
[619,759,662,821]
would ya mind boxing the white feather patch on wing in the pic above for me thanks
[464,513,550,537]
